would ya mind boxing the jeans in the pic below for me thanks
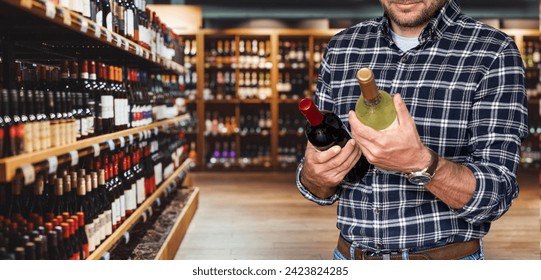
[333,240,484,260]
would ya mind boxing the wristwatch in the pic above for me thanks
[406,148,439,185]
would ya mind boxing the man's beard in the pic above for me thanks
[382,0,447,28]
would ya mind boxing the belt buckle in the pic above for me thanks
[365,249,403,260]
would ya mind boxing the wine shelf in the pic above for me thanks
[0,0,184,75]
[87,158,197,260]
[180,28,541,171]
[0,114,191,183]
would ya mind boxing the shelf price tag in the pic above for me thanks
[80,18,88,33]
[118,137,125,148]
[106,29,113,43]
[45,1,56,19]
[153,127,159,136]
[124,39,130,51]
[47,156,58,174]
[20,164,36,185]
[128,134,134,145]
[92,143,101,157]
[107,139,115,151]
[69,150,79,167]
[93,23,101,38]
[100,252,110,260]
[61,8,71,26]
[20,0,32,9]
[115,35,122,48]
[138,131,144,140]
[122,232,130,244]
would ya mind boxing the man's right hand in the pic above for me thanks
[300,139,362,199]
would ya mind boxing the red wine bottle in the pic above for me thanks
[299,98,350,151]
[298,98,370,180]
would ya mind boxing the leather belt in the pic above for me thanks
[337,235,480,260]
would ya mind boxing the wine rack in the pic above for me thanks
[0,0,198,260]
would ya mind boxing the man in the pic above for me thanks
[297,0,528,260]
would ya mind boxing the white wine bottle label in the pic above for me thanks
[114,98,122,126]
[23,123,33,153]
[98,212,106,241]
[136,177,145,205]
[101,95,114,119]
[96,11,103,27]
[120,194,126,219]
[104,209,113,236]
[106,12,113,31]
[93,217,100,248]
[125,185,135,211]
[32,122,41,152]
[85,223,95,252]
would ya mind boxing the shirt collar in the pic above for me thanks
[380,0,461,44]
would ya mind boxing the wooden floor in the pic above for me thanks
[174,169,540,260]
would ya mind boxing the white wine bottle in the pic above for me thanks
[355,68,398,131]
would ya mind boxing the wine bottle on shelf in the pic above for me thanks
[355,68,398,131]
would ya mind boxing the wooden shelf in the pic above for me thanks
[87,158,194,260]
[154,186,199,260]
[0,0,184,74]
[0,114,190,182]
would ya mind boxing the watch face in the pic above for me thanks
[409,175,431,185]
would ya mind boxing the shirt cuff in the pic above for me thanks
[451,162,515,225]
[296,157,340,206]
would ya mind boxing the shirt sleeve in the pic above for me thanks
[452,40,528,225]
[296,158,341,205]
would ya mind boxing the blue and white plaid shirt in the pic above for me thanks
[296,0,528,250]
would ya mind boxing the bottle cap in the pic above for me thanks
[299,98,323,126]
[356,68,379,101]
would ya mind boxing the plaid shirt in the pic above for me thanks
[296,0,528,250]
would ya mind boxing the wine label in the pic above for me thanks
[154,163,163,185]
[45,1,56,19]
[69,150,79,167]
[120,194,126,219]
[96,11,103,28]
[114,98,122,126]
[87,116,95,135]
[104,209,113,236]
[136,177,145,205]
[126,10,134,37]
[92,143,101,157]
[93,217,101,249]
[21,164,36,185]
[112,198,119,227]
[94,23,101,38]
[61,8,71,26]
[32,121,41,152]
[115,34,122,48]
[107,139,115,151]
[23,123,34,153]
[98,213,106,241]
[80,18,88,33]
[106,12,113,31]
[47,156,58,174]
[85,223,95,252]
[101,95,114,119]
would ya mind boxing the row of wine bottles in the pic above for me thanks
[0,58,185,158]
[205,141,271,168]
[50,0,181,62]
[0,126,189,260]
[205,39,272,70]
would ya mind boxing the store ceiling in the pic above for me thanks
[182,0,539,19]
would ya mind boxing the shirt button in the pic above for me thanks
[375,169,381,175]
[400,56,408,63]
[374,208,380,215]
